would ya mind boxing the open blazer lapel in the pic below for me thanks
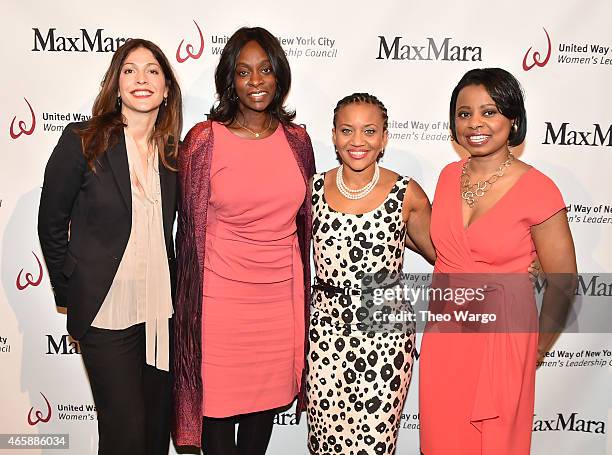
[106,129,131,212]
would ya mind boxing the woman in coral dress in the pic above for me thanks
[419,68,577,454]
[173,28,315,455]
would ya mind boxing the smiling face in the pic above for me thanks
[454,84,513,158]
[333,102,388,172]
[118,46,168,118]
[234,40,277,115]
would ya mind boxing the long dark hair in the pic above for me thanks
[77,38,183,171]
[209,27,295,124]
[449,68,526,147]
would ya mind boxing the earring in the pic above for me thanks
[163,97,168,107]
[512,123,518,133]
[117,95,121,108]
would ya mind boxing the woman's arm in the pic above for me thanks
[37,124,87,307]
[402,179,436,265]
[531,209,578,364]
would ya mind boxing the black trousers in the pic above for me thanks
[79,323,171,455]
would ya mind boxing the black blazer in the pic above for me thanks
[38,121,177,340]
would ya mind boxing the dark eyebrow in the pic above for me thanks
[337,123,379,129]
[457,103,497,110]
[122,62,160,68]
[235,59,272,68]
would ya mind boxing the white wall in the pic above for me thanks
[1,1,611,453]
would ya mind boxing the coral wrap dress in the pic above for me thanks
[419,160,566,454]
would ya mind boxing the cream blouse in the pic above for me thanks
[91,131,173,371]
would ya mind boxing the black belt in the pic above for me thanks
[312,277,403,297]
[312,277,362,296]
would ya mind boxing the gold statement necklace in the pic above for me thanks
[460,152,515,208]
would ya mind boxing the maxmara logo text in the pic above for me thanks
[32,28,130,52]
[533,413,605,434]
[377,36,482,61]
[543,122,612,147]
[46,334,81,355]
[535,274,612,297]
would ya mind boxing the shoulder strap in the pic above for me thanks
[392,174,410,198]
[311,172,325,197]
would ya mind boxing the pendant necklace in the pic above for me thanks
[237,115,273,138]
[461,152,515,208]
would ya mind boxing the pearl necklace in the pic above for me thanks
[237,115,272,138]
[336,164,380,200]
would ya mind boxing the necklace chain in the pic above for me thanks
[336,164,380,200]
[237,115,273,138]
[460,152,515,208]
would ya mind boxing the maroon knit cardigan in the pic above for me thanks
[172,120,315,447]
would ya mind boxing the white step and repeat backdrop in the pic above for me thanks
[1,1,611,453]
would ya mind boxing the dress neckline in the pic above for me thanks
[214,121,280,142]
[461,164,534,230]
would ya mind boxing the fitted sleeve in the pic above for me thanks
[528,170,567,226]
[38,122,87,307]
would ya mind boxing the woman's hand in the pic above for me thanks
[528,258,541,283]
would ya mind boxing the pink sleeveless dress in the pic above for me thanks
[420,161,566,454]
[201,122,306,417]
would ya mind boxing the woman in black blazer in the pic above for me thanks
[38,38,182,455]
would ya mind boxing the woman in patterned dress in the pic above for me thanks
[306,93,435,455]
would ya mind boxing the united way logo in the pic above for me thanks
[10,98,36,139]
[28,392,52,426]
[16,251,44,291]
[176,20,204,63]
[523,27,552,71]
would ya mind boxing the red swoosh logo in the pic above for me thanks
[28,392,52,425]
[176,20,205,63]
[16,251,44,290]
[523,28,552,71]
[10,98,36,139]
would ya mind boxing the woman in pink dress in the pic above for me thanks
[172,28,315,454]
[419,68,577,454]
